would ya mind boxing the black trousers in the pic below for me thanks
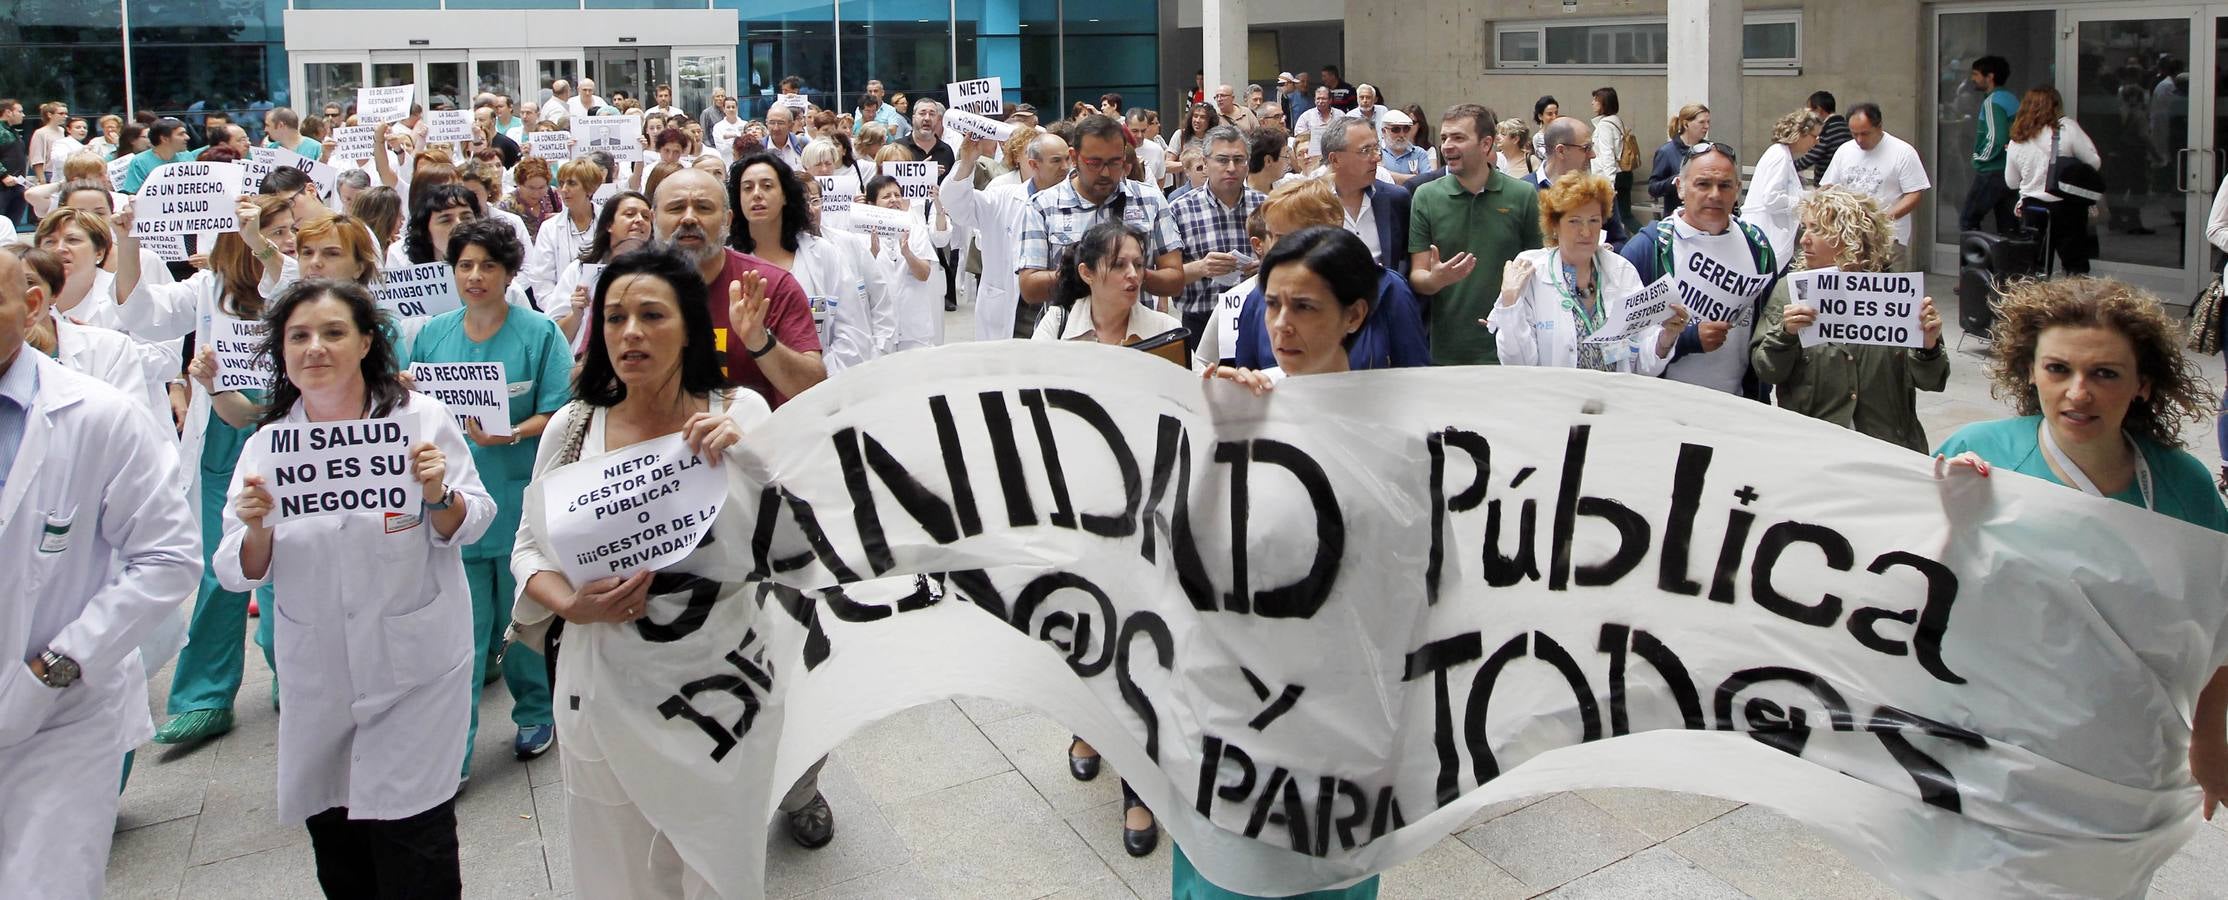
[1961,174,2017,233]
[305,797,463,899]
[0,183,26,228]
[2024,200,2093,276]
[1180,307,1213,360]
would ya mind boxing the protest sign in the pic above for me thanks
[814,173,858,216]
[526,131,575,160]
[141,232,188,263]
[543,343,2228,900]
[424,109,474,144]
[569,262,609,355]
[773,93,813,114]
[408,361,511,437]
[373,262,463,319]
[1671,242,1771,327]
[356,84,416,125]
[246,146,339,197]
[592,182,621,206]
[132,162,244,238]
[1788,268,1927,349]
[332,125,378,162]
[946,77,1005,117]
[105,155,132,189]
[943,108,1016,143]
[573,115,642,163]
[881,160,936,200]
[258,417,417,525]
[209,310,273,392]
[1584,274,1676,345]
[539,433,724,588]
[842,203,915,237]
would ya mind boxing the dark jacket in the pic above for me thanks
[1648,139,1688,214]
[1360,180,1412,275]
[1234,268,1430,370]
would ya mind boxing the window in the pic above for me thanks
[1494,12,1801,71]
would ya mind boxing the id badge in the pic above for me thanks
[39,510,74,554]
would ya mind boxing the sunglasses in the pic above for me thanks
[1686,141,1738,163]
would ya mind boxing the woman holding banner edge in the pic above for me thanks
[216,277,493,897]
[1937,276,2228,819]
[1195,225,1388,899]
[408,219,571,770]
[112,194,298,743]
[1751,189,1947,453]
[509,245,792,895]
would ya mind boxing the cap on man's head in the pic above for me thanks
[1277,72,1298,84]
[1380,110,1414,127]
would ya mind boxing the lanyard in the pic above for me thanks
[2038,420,2153,511]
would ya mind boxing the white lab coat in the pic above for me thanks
[939,167,1030,341]
[1742,143,1806,264]
[54,316,164,426]
[1485,246,1671,375]
[793,230,893,374]
[214,393,493,824]
[525,210,595,301]
[0,355,199,898]
[882,201,948,351]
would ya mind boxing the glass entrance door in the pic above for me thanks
[586,47,673,110]
[2063,7,2211,298]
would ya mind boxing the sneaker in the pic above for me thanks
[151,707,235,744]
[514,724,555,760]
[785,792,835,849]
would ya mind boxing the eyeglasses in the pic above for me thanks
[1340,145,1382,157]
[1553,142,1595,155]
[1207,154,1249,167]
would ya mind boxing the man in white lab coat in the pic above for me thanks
[938,130,1070,340]
[0,250,201,897]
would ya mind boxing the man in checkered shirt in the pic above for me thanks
[1165,125,1265,354]
[1017,115,1187,321]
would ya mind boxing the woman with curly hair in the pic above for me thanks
[1751,187,1947,452]
[1936,274,2227,818]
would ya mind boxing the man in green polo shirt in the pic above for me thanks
[119,118,190,194]
[1408,103,1542,365]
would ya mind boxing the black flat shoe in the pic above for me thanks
[1122,795,1159,857]
[1067,737,1100,782]
[785,792,835,849]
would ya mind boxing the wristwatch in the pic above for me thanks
[424,485,457,511]
[37,650,80,688]
[745,327,779,359]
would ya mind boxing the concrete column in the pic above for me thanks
[1666,0,1742,159]
[1203,0,1248,107]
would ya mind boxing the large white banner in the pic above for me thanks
[533,343,2228,900]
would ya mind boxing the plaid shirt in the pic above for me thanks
[1017,178,1185,279]
[1169,185,1266,315]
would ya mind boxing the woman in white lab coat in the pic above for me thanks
[1486,173,1689,373]
[1741,110,1820,264]
[551,190,652,347]
[110,195,297,744]
[215,278,493,898]
[728,150,891,374]
[510,246,826,896]
[863,175,948,351]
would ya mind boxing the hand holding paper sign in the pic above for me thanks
[235,474,276,532]
[413,441,449,504]
[550,571,653,625]
[681,411,744,462]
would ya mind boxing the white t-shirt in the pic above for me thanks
[2005,120,2102,203]
[1820,132,1932,246]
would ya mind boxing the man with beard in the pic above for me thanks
[1379,109,1431,184]
[1619,142,1779,398]
[650,168,826,409]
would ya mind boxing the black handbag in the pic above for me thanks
[2047,119,2106,206]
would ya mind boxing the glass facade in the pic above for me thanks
[2,0,1156,136]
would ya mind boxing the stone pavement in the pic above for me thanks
[104,282,2228,899]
